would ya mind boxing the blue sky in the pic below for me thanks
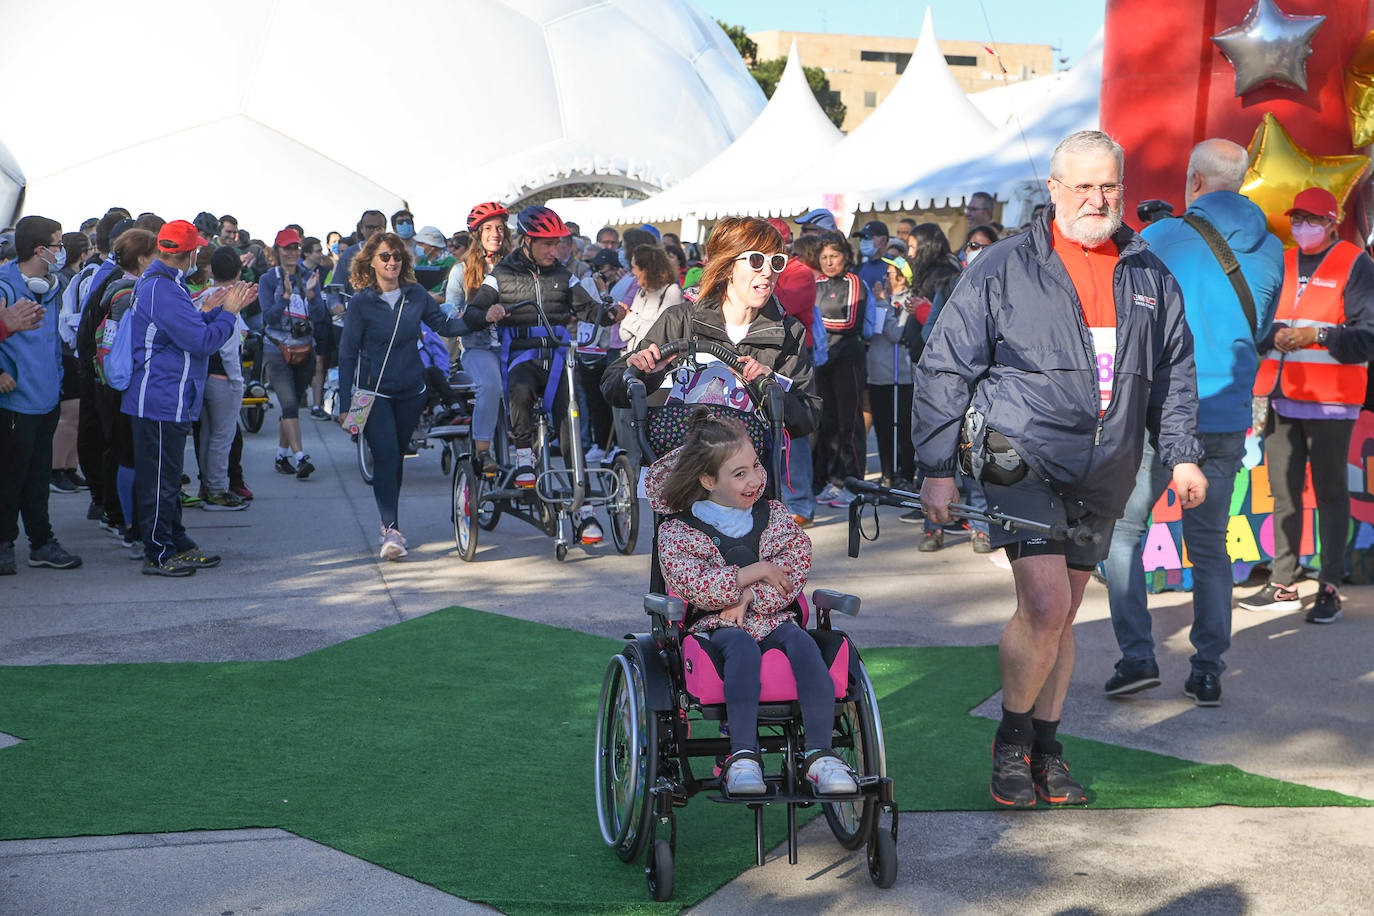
[693,0,1106,69]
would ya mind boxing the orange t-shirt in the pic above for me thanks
[1052,222,1120,413]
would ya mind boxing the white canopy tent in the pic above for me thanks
[0,140,23,228]
[679,9,997,223]
[0,0,764,236]
[614,40,843,225]
[860,30,1104,220]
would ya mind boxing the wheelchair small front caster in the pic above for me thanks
[647,838,674,901]
[867,823,897,888]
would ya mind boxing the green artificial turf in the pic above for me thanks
[0,607,1367,916]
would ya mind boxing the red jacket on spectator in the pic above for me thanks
[772,257,817,347]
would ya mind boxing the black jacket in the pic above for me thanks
[601,295,820,438]
[912,209,1203,518]
[338,283,467,411]
[461,247,600,338]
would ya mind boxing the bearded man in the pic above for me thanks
[913,130,1207,807]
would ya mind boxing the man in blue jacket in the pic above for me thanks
[916,131,1207,808]
[122,220,253,576]
[0,215,83,574]
[1102,139,1283,707]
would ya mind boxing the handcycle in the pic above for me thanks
[238,330,272,434]
[593,338,899,901]
[450,299,638,562]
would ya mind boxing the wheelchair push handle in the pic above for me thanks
[622,338,775,402]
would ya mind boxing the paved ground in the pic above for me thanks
[2,413,1371,914]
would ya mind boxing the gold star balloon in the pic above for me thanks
[1241,113,1369,247]
[1347,31,1374,148]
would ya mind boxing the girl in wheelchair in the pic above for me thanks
[647,407,859,798]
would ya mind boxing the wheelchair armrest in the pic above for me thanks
[644,593,687,622]
[811,588,860,617]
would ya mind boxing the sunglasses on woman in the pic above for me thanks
[735,250,788,272]
[376,251,404,263]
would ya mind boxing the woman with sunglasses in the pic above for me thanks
[607,216,818,441]
[961,224,1000,268]
[258,228,327,480]
[339,232,470,560]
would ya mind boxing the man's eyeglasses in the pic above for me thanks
[1052,178,1125,199]
[376,251,404,263]
[736,250,788,272]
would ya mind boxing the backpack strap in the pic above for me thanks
[1181,212,1258,335]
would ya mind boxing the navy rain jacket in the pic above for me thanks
[912,209,1203,518]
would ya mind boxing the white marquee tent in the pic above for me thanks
[614,40,842,225]
[0,0,764,236]
[0,140,23,228]
[859,30,1104,218]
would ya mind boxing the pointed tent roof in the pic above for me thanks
[616,41,842,223]
[863,29,1104,210]
[724,8,997,217]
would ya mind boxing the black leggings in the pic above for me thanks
[576,357,614,450]
[815,346,867,485]
[867,382,914,481]
[362,390,426,530]
[710,622,835,755]
[507,358,571,450]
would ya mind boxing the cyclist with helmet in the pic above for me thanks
[462,205,613,545]
[445,202,511,475]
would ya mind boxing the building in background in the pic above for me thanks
[751,30,1055,133]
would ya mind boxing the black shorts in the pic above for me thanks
[60,353,80,401]
[980,475,1115,571]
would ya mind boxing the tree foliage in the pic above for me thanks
[716,21,846,130]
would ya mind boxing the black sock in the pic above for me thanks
[1032,718,1062,756]
[996,706,1034,746]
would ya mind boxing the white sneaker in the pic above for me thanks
[514,448,536,488]
[379,526,407,561]
[578,507,603,545]
[816,483,842,505]
[724,756,766,795]
[805,752,858,795]
[584,445,606,463]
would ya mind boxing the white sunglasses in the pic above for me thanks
[735,250,788,272]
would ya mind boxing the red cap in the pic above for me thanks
[157,220,202,254]
[1285,187,1340,222]
[765,217,792,244]
[274,228,302,248]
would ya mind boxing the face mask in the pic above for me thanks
[964,246,982,264]
[41,246,67,273]
[396,222,415,240]
[618,249,629,269]
[330,242,340,255]
[859,239,877,259]
[1291,222,1328,253]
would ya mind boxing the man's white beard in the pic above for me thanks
[1058,203,1123,247]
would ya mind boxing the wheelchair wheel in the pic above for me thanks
[607,453,640,555]
[241,404,265,434]
[452,460,480,561]
[647,838,674,901]
[867,823,897,889]
[823,660,884,850]
[358,431,375,485]
[595,653,657,864]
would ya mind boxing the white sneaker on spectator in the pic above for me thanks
[816,483,842,505]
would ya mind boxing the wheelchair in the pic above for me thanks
[238,330,271,434]
[450,300,639,562]
[593,339,898,901]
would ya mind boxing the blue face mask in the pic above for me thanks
[396,222,415,240]
[859,239,877,259]
[618,249,629,269]
[329,242,340,255]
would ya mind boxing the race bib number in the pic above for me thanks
[1090,326,1115,414]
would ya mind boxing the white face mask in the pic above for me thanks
[964,246,982,264]
[1291,222,1329,253]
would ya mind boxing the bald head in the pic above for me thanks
[1185,139,1249,207]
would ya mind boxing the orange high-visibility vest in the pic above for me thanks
[1253,240,1366,406]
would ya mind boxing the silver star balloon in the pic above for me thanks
[1211,0,1325,95]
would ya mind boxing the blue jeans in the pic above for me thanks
[462,348,502,443]
[1104,432,1246,676]
[782,434,815,518]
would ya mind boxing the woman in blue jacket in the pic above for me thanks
[258,228,326,479]
[338,232,469,560]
